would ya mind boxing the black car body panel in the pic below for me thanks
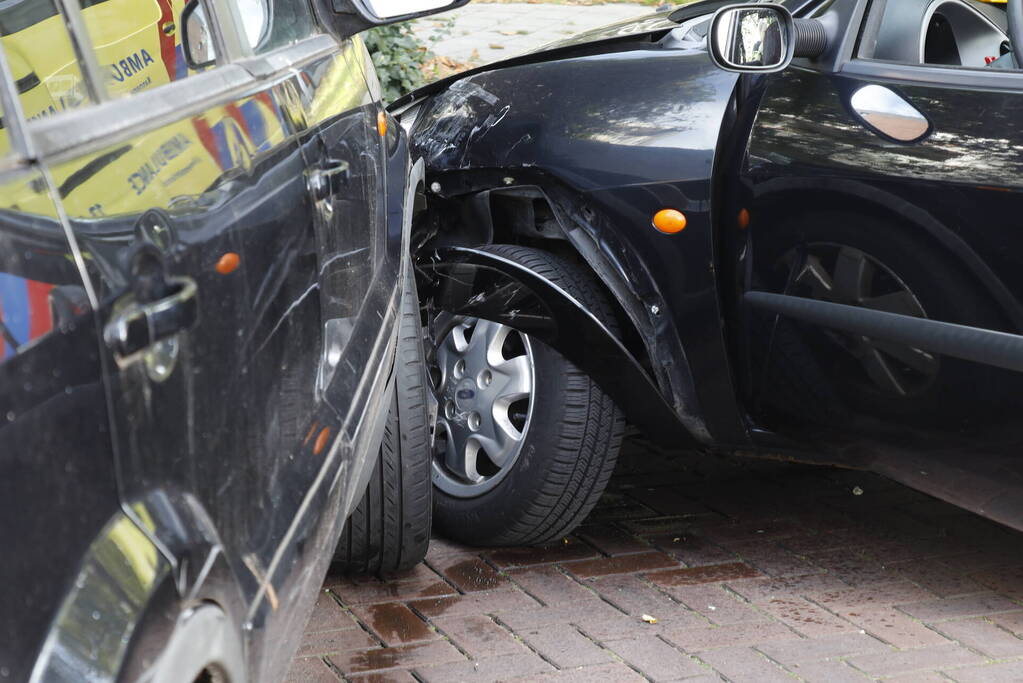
[405,0,1023,531]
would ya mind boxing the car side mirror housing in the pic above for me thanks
[708,2,828,74]
[327,0,470,38]
[182,0,216,69]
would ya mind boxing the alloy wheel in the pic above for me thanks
[782,243,939,397]
[430,317,535,497]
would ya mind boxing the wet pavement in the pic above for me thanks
[292,433,1023,681]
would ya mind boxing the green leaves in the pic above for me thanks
[365,23,431,103]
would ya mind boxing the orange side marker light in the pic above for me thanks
[653,209,687,234]
[738,208,751,230]
[314,427,331,455]
[377,111,388,137]
[215,252,240,275]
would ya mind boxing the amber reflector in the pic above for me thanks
[314,427,331,455]
[653,209,687,234]
[377,111,388,137]
[738,208,751,230]
[215,252,240,275]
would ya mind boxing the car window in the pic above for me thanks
[240,0,318,55]
[858,0,1018,71]
[0,0,94,119]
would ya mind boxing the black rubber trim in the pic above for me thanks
[746,291,1023,373]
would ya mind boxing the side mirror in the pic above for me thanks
[708,3,828,74]
[182,0,216,70]
[328,0,470,37]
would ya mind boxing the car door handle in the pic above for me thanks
[103,276,198,365]
[307,159,350,201]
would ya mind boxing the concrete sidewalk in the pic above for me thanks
[411,3,653,67]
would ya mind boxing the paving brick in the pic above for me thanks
[648,533,739,567]
[516,662,648,682]
[516,624,612,668]
[759,596,859,638]
[933,617,1023,658]
[697,646,796,682]
[604,636,708,681]
[757,632,891,664]
[574,523,653,556]
[430,556,508,592]
[624,487,712,517]
[507,566,596,606]
[415,653,554,681]
[727,572,850,603]
[884,673,952,683]
[898,593,1022,622]
[494,600,626,632]
[409,588,539,618]
[783,659,872,683]
[351,603,438,646]
[839,607,952,649]
[563,551,678,578]
[621,516,723,536]
[284,657,340,682]
[729,540,820,578]
[891,560,985,598]
[662,620,796,652]
[647,562,760,587]
[846,643,985,677]
[305,592,359,633]
[348,672,418,683]
[667,584,766,625]
[297,629,379,657]
[486,540,600,569]
[329,641,466,676]
[991,611,1023,635]
[696,519,804,546]
[810,548,902,586]
[944,659,1023,682]
[970,564,1023,599]
[330,576,454,606]
[588,574,685,619]
[811,580,939,612]
[430,614,526,659]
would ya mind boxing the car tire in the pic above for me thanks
[333,271,432,574]
[759,210,1011,425]
[429,245,626,547]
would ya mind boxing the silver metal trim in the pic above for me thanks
[53,0,108,102]
[850,84,931,142]
[0,42,32,159]
[28,65,254,164]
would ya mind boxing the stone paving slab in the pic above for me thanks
[293,435,1023,681]
[411,3,652,67]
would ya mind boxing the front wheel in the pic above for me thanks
[428,245,625,547]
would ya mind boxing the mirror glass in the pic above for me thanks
[850,85,930,143]
[237,0,269,48]
[364,0,454,19]
[714,7,789,69]
[185,3,216,66]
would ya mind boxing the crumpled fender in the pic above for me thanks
[418,246,697,446]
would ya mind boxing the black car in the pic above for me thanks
[0,0,464,680]
[396,0,1023,546]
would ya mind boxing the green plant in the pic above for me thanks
[365,22,432,102]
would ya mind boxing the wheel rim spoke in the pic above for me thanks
[861,290,925,317]
[490,354,532,402]
[796,254,836,300]
[861,345,909,396]
[872,338,939,375]
[832,246,872,303]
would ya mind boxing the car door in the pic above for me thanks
[26,0,353,663]
[738,0,1023,519]
[0,29,127,679]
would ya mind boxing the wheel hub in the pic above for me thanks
[429,318,535,497]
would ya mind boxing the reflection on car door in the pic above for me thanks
[740,13,1023,512]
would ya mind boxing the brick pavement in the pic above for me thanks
[292,433,1023,681]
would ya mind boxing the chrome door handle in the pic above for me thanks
[307,159,350,201]
[104,276,198,365]
[849,84,931,143]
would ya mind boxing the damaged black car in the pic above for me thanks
[396,0,1023,545]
